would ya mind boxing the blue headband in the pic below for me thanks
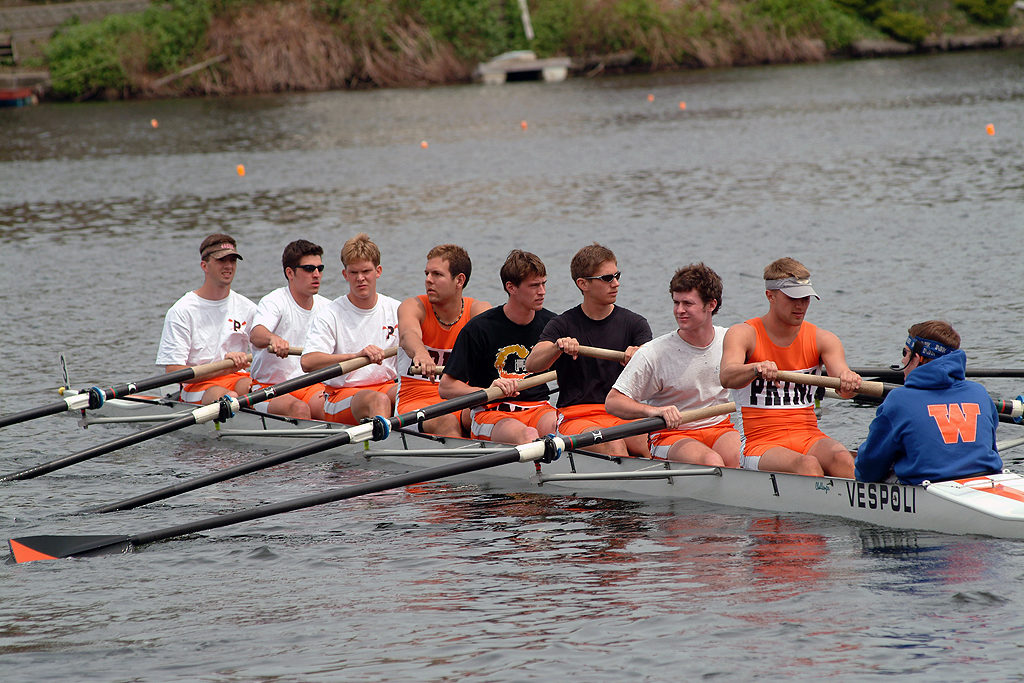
[905,335,955,360]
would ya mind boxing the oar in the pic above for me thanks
[773,371,888,398]
[578,345,627,362]
[408,364,445,376]
[84,371,559,514]
[9,402,735,563]
[851,366,1024,380]
[0,348,395,482]
[406,344,623,376]
[0,348,304,430]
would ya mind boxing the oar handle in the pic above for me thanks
[192,350,298,381]
[577,345,627,362]
[190,354,253,381]
[409,365,445,376]
[672,402,736,424]
[775,371,885,398]
[482,371,558,402]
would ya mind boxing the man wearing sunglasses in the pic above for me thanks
[156,233,257,405]
[855,321,1002,485]
[396,244,491,437]
[526,243,652,457]
[248,240,331,420]
[720,257,860,478]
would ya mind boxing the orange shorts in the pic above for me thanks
[180,371,250,403]
[396,378,442,415]
[743,426,829,457]
[470,400,555,441]
[250,381,327,412]
[650,419,738,459]
[324,381,394,425]
[556,404,632,437]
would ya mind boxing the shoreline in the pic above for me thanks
[3,0,1023,102]
[4,32,1022,103]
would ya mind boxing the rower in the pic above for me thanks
[606,263,740,466]
[719,257,860,478]
[395,244,490,437]
[855,320,1003,485]
[525,243,652,457]
[248,240,331,420]
[301,233,399,425]
[156,233,256,405]
[439,249,557,445]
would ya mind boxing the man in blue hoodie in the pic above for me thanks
[855,320,1002,485]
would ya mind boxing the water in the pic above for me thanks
[2,49,1024,680]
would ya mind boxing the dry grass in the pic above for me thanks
[161,1,469,95]
[133,0,833,97]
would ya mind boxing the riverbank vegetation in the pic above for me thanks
[38,0,1023,99]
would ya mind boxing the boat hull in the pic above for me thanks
[79,395,1024,539]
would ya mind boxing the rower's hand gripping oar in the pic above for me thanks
[808,373,1024,423]
[772,371,887,398]
[851,366,1024,380]
[9,402,735,563]
[0,349,392,482]
[84,370,560,514]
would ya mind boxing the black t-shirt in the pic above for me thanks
[444,305,556,402]
[539,305,652,407]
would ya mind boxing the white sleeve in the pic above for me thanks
[611,346,655,402]
[155,306,191,366]
[301,309,336,356]
[252,293,283,333]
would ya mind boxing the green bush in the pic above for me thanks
[954,0,1015,24]
[313,0,407,32]
[875,9,932,42]
[45,16,136,97]
[45,0,212,98]
[417,0,514,62]
[751,0,869,49]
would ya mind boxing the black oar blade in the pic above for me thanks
[8,534,131,564]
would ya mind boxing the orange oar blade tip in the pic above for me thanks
[9,538,59,563]
[8,534,131,563]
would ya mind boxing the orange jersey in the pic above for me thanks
[396,296,476,409]
[737,317,823,439]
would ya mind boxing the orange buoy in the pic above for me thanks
[150,118,159,128]
[236,164,246,177]
[986,123,995,136]
[520,120,528,130]
[420,140,429,149]
[647,94,655,102]
[678,101,686,110]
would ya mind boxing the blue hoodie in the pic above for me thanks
[855,349,1002,485]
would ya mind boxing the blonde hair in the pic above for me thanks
[763,257,810,281]
[341,233,381,267]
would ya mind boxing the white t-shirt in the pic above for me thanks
[303,293,400,388]
[156,290,257,367]
[249,286,331,385]
[612,325,731,430]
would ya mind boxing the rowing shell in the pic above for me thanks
[76,393,1024,539]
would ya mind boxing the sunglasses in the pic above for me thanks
[581,271,621,283]
[295,264,325,273]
